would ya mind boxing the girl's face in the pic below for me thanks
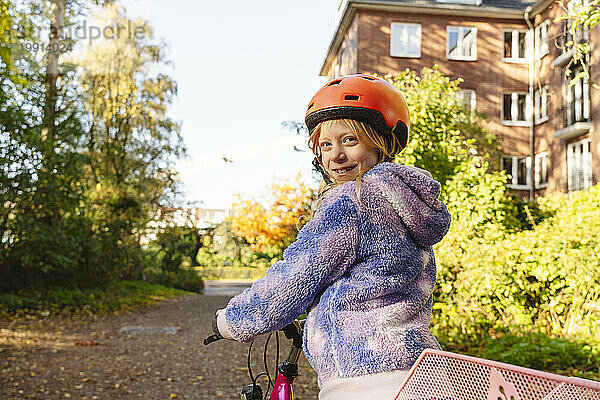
[318,119,379,183]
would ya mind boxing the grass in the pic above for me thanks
[438,331,600,381]
[0,280,193,318]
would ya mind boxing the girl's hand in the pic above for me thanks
[215,309,235,340]
[204,309,235,345]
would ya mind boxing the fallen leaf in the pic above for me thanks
[75,341,101,346]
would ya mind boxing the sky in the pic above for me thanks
[122,0,340,209]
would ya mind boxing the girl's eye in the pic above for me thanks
[344,136,357,144]
[320,141,331,148]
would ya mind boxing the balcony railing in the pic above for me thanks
[558,100,590,129]
[568,173,593,192]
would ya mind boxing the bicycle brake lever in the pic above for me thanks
[203,334,223,345]
[281,321,303,348]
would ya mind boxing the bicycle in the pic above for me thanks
[205,318,600,400]
[204,319,304,400]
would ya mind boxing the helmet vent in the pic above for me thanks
[328,79,342,86]
[344,95,359,101]
[307,102,315,110]
[361,76,375,81]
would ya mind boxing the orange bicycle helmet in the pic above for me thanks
[305,74,410,152]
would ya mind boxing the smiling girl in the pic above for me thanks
[212,74,451,399]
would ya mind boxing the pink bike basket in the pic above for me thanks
[394,349,600,400]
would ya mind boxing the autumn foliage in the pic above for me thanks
[229,174,315,252]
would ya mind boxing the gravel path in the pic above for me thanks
[0,294,319,400]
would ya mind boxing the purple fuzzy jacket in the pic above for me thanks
[223,162,451,385]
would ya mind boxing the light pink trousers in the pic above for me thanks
[319,370,409,400]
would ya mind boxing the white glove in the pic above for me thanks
[215,309,235,340]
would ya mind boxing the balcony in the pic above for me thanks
[553,100,592,140]
[568,173,593,192]
[563,100,590,127]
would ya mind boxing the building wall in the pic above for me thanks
[353,9,532,195]
[329,15,359,78]
[534,1,599,195]
[323,3,599,197]
[589,12,600,189]
[533,3,564,194]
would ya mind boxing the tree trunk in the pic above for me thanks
[42,0,65,146]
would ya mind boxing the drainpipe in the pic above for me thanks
[525,7,535,201]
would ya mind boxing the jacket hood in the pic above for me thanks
[362,162,451,247]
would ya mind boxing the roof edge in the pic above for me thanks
[353,1,527,18]
[529,0,554,17]
[320,1,356,76]
[319,0,529,76]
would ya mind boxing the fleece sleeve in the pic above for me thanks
[223,194,359,343]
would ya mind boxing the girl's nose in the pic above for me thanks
[331,145,347,162]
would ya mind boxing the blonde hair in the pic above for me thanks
[308,119,401,209]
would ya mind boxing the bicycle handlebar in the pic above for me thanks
[203,333,223,345]
[203,319,304,346]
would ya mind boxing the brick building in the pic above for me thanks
[320,0,599,198]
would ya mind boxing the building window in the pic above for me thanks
[456,89,476,111]
[563,64,590,127]
[535,152,548,188]
[390,23,421,58]
[567,137,592,191]
[447,26,477,61]
[502,155,531,188]
[502,92,531,124]
[535,21,549,59]
[503,30,529,62]
[534,86,548,123]
[557,1,589,55]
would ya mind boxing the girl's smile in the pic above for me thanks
[318,120,379,183]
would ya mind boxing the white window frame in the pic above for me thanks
[436,0,482,4]
[535,151,548,189]
[535,21,549,59]
[565,64,591,126]
[534,86,548,124]
[446,26,477,61]
[390,22,422,58]
[502,29,530,63]
[456,89,476,111]
[502,92,532,126]
[567,137,593,191]
[503,155,532,189]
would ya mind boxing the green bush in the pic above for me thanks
[434,183,600,341]
[0,293,39,311]
[143,225,205,292]
[196,265,268,280]
[437,331,600,380]
[143,265,204,293]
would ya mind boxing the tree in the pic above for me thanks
[1,0,93,289]
[230,174,314,253]
[71,5,186,278]
[555,0,600,86]
[1,1,185,290]
[387,66,501,188]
